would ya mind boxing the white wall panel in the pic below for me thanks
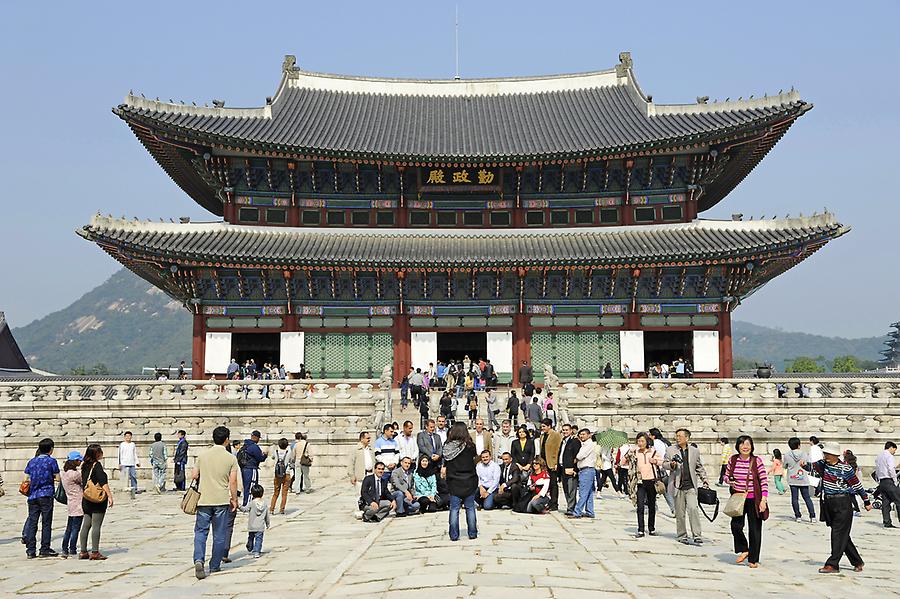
[693,330,720,373]
[205,332,232,374]
[619,330,644,373]
[486,331,513,374]
[410,332,437,371]
[280,332,305,373]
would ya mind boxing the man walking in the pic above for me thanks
[22,438,59,558]
[149,433,168,494]
[664,428,709,545]
[192,426,238,579]
[558,423,580,515]
[518,360,533,390]
[540,419,562,510]
[174,430,189,491]
[118,431,140,498]
[874,441,900,528]
[238,431,267,508]
[526,397,543,427]
[813,441,872,573]
[570,428,597,519]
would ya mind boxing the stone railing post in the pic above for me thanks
[65,385,84,401]
[42,385,62,402]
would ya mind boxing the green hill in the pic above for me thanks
[11,269,888,375]
[13,270,192,374]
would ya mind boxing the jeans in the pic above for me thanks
[24,496,54,555]
[636,480,657,533]
[527,494,550,513]
[62,515,83,554]
[152,464,166,491]
[247,531,264,555]
[477,490,496,510]
[449,493,477,540]
[222,508,238,558]
[731,498,764,563]
[120,465,138,491]
[574,468,595,517]
[193,505,230,570]
[675,488,702,540]
[790,485,816,519]
[392,490,420,515]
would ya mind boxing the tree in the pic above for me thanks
[785,356,825,373]
[832,355,861,373]
[69,363,110,376]
[732,357,758,371]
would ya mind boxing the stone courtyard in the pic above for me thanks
[2,480,897,598]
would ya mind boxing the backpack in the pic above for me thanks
[274,450,287,478]
[236,446,250,469]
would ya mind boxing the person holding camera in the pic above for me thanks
[664,428,709,546]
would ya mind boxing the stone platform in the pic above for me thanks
[1,481,897,597]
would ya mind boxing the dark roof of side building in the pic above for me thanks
[0,312,31,376]
[79,213,847,269]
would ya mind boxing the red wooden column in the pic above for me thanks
[393,314,410,384]
[512,312,530,386]
[719,310,733,378]
[191,312,206,379]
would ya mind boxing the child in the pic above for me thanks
[768,449,786,494]
[467,390,478,426]
[60,451,84,557]
[246,484,270,558]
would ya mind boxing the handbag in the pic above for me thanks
[181,479,201,515]
[697,486,719,522]
[650,451,667,495]
[723,456,746,517]
[83,464,107,504]
[174,466,186,486]
[54,481,68,505]
[19,480,30,496]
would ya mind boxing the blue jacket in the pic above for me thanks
[242,439,266,470]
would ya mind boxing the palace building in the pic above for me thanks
[80,53,847,382]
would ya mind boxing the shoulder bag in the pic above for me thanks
[19,480,30,496]
[54,481,68,505]
[723,456,746,518]
[697,486,719,522]
[650,451,667,495]
[83,464,107,504]
[181,478,201,515]
[750,455,770,521]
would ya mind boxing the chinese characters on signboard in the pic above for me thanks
[421,167,498,188]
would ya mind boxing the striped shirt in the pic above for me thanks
[725,455,768,499]
[812,460,869,501]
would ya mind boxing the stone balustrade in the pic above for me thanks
[549,378,900,471]
[0,378,386,486]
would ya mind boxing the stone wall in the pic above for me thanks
[0,380,388,486]
[550,378,900,473]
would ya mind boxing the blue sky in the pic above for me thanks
[1,1,897,337]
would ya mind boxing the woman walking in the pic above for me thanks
[441,422,479,541]
[79,444,114,560]
[725,435,769,568]
[628,432,663,538]
[783,437,816,522]
[60,451,84,558]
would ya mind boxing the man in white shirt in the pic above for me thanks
[435,415,449,444]
[471,419,493,458]
[875,441,900,528]
[571,428,597,519]
[494,419,515,462]
[396,421,418,462]
[118,431,140,497]
[475,450,501,510]
[809,436,825,496]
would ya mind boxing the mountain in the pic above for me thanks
[10,269,889,375]
[12,269,192,374]
[731,320,884,371]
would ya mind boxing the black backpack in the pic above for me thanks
[274,450,287,478]
[236,446,250,469]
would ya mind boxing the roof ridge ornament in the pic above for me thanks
[283,55,299,80]
[615,52,633,78]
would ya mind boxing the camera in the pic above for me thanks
[670,454,683,464]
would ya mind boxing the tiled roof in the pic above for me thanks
[116,59,808,162]
[79,213,847,269]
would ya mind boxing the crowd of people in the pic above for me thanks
[348,405,900,573]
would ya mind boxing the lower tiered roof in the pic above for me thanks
[79,213,847,270]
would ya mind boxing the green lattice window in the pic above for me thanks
[304,333,393,379]
[530,331,620,379]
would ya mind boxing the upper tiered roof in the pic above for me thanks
[116,54,808,164]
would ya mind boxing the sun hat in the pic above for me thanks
[67,450,83,460]
[821,441,841,456]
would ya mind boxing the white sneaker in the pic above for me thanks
[795,517,803,523]
[808,516,815,523]
[353,511,363,520]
